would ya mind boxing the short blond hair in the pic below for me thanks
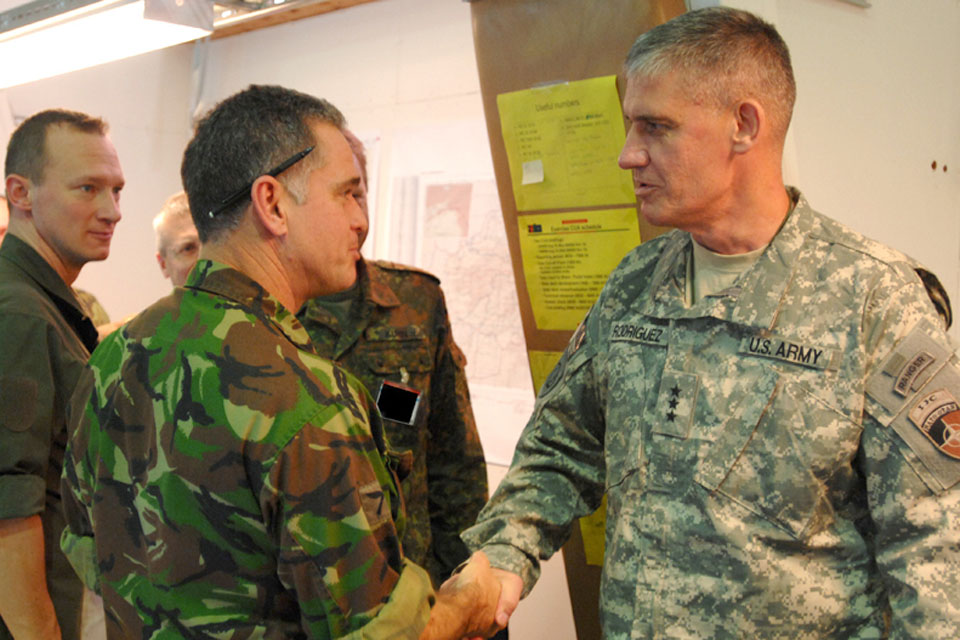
[153,191,193,255]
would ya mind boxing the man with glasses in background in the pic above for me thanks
[152,191,200,288]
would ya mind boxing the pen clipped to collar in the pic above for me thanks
[206,146,315,219]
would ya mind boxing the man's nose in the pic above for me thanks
[99,192,122,223]
[619,130,650,170]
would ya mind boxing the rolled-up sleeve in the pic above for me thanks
[0,314,56,520]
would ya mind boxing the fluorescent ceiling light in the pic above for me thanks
[0,0,212,89]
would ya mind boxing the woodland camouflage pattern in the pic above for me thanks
[464,190,960,638]
[61,260,433,639]
[299,259,488,586]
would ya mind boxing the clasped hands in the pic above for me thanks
[419,551,523,640]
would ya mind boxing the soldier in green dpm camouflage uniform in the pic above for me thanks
[62,261,431,637]
[461,8,960,639]
[299,131,489,590]
[60,85,500,640]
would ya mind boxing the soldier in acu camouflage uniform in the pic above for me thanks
[60,85,500,640]
[298,131,489,590]
[460,8,960,638]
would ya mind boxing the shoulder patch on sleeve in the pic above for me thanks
[870,320,960,489]
[888,363,960,490]
[866,319,952,417]
[905,387,960,460]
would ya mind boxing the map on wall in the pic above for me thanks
[387,176,535,465]
[420,179,535,465]
[420,181,530,388]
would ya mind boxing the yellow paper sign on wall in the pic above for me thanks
[498,75,635,212]
[518,210,640,331]
[527,349,564,394]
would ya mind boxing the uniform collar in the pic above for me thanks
[0,233,99,351]
[642,187,814,330]
[185,259,315,353]
[363,259,402,309]
[1,233,88,314]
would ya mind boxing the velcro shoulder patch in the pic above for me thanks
[889,364,960,490]
[868,319,960,489]
[866,319,952,416]
[906,388,960,460]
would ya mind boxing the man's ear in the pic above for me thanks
[731,99,762,153]
[5,174,32,213]
[249,175,288,238]
[156,252,169,278]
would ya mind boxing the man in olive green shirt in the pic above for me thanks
[0,109,124,640]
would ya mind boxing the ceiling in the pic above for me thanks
[0,0,378,40]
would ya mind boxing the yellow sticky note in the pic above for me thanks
[497,75,635,212]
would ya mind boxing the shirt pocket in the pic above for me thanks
[695,368,860,540]
[604,400,646,519]
[361,326,433,379]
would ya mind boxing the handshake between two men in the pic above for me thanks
[421,552,524,640]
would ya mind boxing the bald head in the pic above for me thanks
[153,192,199,286]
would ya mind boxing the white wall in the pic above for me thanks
[2,45,195,317]
[2,0,958,637]
[704,0,960,335]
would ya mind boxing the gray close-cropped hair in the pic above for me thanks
[625,7,796,140]
[180,84,345,244]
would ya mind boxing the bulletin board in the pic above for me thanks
[469,1,686,638]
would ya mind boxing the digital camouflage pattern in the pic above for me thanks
[299,259,488,587]
[463,190,960,638]
[61,260,434,639]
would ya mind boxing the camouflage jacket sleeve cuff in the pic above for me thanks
[342,559,435,639]
[59,527,99,594]
[479,543,539,599]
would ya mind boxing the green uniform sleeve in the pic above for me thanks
[861,274,960,638]
[461,313,607,595]
[270,402,432,638]
[60,340,117,593]
[339,560,434,640]
[0,312,56,519]
[425,292,489,581]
